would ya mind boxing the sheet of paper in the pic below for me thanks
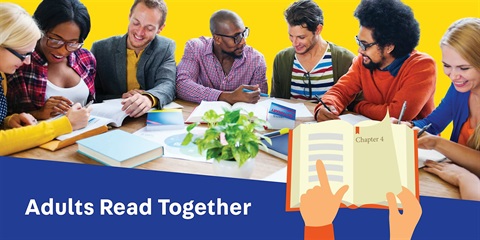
[418,149,447,168]
[134,127,211,163]
[163,101,184,109]
[261,167,287,183]
[339,113,371,125]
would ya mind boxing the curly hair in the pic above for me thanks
[354,0,419,58]
[284,0,323,34]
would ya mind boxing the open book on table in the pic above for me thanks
[185,100,268,123]
[286,113,418,211]
[39,99,130,151]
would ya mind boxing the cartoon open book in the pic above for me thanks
[286,113,418,211]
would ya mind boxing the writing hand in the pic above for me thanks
[417,131,438,150]
[300,160,349,226]
[7,113,37,128]
[315,105,340,122]
[390,117,414,127]
[66,103,91,130]
[122,89,145,99]
[386,186,422,240]
[121,93,152,118]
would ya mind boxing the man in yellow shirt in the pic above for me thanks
[91,0,176,118]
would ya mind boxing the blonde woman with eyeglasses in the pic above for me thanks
[0,2,90,155]
[6,0,96,121]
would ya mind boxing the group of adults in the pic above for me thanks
[0,0,479,205]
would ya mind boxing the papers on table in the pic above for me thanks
[134,127,211,163]
[418,149,447,168]
[339,113,371,125]
[262,167,287,183]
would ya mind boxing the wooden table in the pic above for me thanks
[10,99,459,199]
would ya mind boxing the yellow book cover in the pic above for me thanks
[286,113,418,211]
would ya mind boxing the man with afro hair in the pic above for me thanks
[314,0,436,122]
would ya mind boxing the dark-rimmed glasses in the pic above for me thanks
[355,36,377,51]
[45,36,84,52]
[215,27,249,45]
[303,72,312,99]
[5,47,33,62]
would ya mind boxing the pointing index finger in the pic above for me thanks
[316,160,331,192]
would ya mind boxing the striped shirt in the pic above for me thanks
[290,45,333,102]
[176,37,267,103]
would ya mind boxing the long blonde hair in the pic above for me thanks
[441,18,480,150]
[467,124,480,151]
[0,3,42,49]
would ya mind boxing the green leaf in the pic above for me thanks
[186,122,199,132]
[181,132,194,146]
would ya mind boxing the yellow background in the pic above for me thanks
[6,0,480,138]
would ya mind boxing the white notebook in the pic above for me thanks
[418,149,447,168]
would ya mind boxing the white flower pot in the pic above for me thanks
[212,158,255,179]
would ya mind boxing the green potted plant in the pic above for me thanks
[181,109,271,178]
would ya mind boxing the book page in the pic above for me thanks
[391,124,416,197]
[56,116,112,141]
[231,102,268,120]
[339,113,371,125]
[289,120,354,208]
[162,101,184,109]
[91,99,129,127]
[353,116,402,206]
[185,101,232,122]
[418,149,446,168]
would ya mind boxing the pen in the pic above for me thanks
[263,128,289,138]
[398,101,407,124]
[242,88,269,97]
[84,100,94,108]
[318,98,332,113]
[417,123,432,138]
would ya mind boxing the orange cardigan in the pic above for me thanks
[315,51,436,121]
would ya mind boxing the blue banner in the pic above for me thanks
[0,156,479,239]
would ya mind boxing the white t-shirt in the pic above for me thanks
[45,78,89,106]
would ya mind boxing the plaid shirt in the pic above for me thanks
[176,37,267,103]
[6,48,96,114]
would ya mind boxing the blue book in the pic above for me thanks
[77,130,164,168]
[260,132,289,160]
[146,109,184,131]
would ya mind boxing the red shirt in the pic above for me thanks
[315,51,436,121]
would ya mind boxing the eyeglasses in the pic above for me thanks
[303,72,312,99]
[355,36,377,51]
[215,27,249,45]
[5,47,33,62]
[45,36,84,52]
